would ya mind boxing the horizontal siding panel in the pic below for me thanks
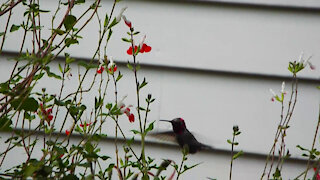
[1,0,320,78]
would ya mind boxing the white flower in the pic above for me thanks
[281,81,285,94]
[139,35,146,48]
[117,95,128,110]
[116,7,127,22]
[107,56,115,69]
[269,89,276,97]
[298,51,304,63]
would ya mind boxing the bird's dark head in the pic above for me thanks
[160,118,186,134]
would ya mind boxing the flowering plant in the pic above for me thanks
[0,1,197,179]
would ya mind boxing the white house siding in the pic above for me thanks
[0,0,319,179]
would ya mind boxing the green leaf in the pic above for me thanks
[296,145,307,151]
[45,66,62,80]
[133,31,140,35]
[85,142,94,153]
[11,97,39,111]
[105,103,112,110]
[65,38,79,47]
[139,77,148,90]
[107,29,113,41]
[53,28,65,35]
[145,121,155,134]
[101,155,110,161]
[65,54,75,64]
[54,98,65,106]
[58,64,63,74]
[106,163,115,172]
[131,130,141,135]
[232,150,243,160]
[61,174,79,180]
[78,61,98,70]
[0,82,10,94]
[75,0,85,5]
[227,139,232,144]
[127,62,133,71]
[126,137,134,146]
[0,32,5,36]
[122,38,131,43]
[116,71,123,82]
[64,15,77,31]
[107,18,118,29]
[104,13,109,27]
[181,163,201,174]
[0,116,12,131]
[10,24,20,32]
[273,168,281,178]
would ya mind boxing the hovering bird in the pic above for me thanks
[153,118,213,154]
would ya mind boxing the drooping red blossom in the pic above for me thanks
[128,113,135,123]
[97,66,104,74]
[127,46,138,55]
[139,43,152,53]
[122,15,132,28]
[123,107,134,123]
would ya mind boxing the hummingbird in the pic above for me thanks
[155,118,213,154]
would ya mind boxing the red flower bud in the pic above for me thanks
[97,66,104,74]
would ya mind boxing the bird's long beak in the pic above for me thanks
[159,120,171,123]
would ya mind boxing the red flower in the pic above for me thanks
[66,130,70,136]
[107,57,117,73]
[97,66,104,74]
[59,154,64,158]
[127,46,138,55]
[48,114,53,121]
[109,65,117,72]
[47,108,52,114]
[39,104,54,125]
[139,43,152,53]
[128,113,135,123]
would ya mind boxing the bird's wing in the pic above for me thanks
[147,131,177,144]
[183,130,214,150]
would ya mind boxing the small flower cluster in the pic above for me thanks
[118,96,135,123]
[65,120,92,136]
[298,52,315,70]
[288,52,316,74]
[270,81,286,102]
[97,56,118,74]
[121,15,152,56]
[39,103,53,125]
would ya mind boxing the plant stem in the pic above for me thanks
[229,134,235,180]
[303,106,320,180]
[176,152,186,180]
